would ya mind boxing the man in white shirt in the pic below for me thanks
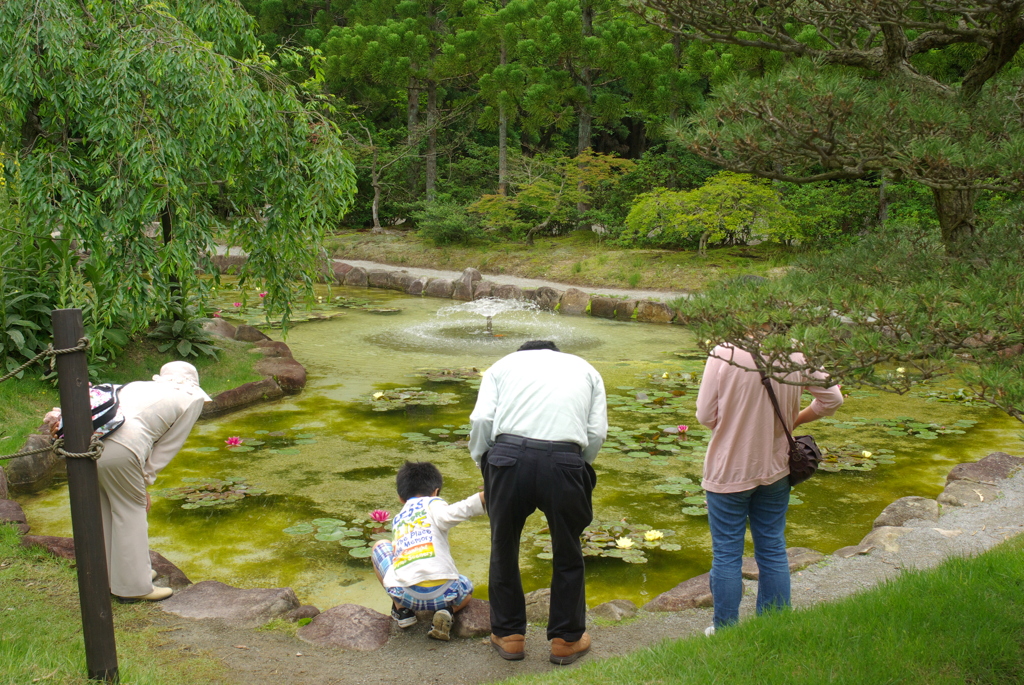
[469,340,607,665]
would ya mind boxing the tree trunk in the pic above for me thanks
[932,187,978,254]
[576,0,594,214]
[160,202,180,295]
[407,71,420,193]
[425,80,438,202]
[498,28,509,196]
[877,172,889,226]
[371,176,383,233]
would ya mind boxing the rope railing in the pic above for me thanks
[0,337,100,460]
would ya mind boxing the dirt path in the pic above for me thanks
[154,466,1024,685]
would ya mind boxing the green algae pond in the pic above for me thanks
[20,285,1023,614]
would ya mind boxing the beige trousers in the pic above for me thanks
[96,440,153,597]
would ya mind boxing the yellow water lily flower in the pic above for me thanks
[862,451,872,458]
[615,537,634,550]
[644,530,664,541]
[662,372,669,379]
[896,367,906,374]
[372,392,384,400]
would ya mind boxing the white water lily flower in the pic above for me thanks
[372,392,384,400]
[615,537,634,550]
[896,367,906,374]
[644,530,664,541]
[862,451,872,458]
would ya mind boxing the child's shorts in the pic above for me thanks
[372,540,474,612]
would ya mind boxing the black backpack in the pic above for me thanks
[56,383,125,439]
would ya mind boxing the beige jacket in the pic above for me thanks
[105,380,206,485]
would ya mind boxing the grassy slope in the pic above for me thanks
[0,525,229,685]
[326,230,797,292]
[0,338,263,465]
[505,536,1024,685]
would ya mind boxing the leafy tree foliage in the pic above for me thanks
[0,0,356,365]
[635,0,1024,252]
[673,224,1024,422]
[623,171,799,252]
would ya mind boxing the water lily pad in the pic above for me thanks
[269,448,302,455]
[349,546,373,558]
[181,503,200,510]
[682,495,706,505]
[243,440,266,446]
[681,506,708,516]
[226,445,255,452]
[190,446,220,453]
[537,552,554,560]
[313,518,346,527]
[254,430,270,435]
[340,538,368,548]
[315,531,347,541]
[294,438,318,445]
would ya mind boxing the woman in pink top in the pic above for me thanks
[696,344,843,631]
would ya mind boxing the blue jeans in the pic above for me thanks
[706,476,791,629]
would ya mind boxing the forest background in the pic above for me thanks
[1,1,1023,427]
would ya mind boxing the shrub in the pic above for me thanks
[414,198,489,246]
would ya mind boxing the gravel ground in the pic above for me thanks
[154,468,1024,685]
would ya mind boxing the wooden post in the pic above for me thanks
[52,309,119,683]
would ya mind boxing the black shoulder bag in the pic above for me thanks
[758,371,822,487]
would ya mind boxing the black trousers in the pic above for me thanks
[482,434,597,641]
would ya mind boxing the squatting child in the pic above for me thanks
[371,461,486,640]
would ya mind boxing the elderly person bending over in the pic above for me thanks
[696,344,843,633]
[98,361,210,601]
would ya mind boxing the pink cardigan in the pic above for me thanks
[696,345,844,493]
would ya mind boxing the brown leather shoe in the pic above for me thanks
[491,633,525,660]
[550,632,590,665]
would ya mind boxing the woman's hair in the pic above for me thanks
[396,461,444,500]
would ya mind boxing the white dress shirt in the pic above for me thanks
[469,349,608,464]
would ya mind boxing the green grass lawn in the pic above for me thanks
[326,229,798,292]
[504,536,1024,685]
[0,525,229,685]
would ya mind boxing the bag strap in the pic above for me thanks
[758,367,798,451]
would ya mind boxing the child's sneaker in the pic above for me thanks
[427,609,453,641]
[391,605,417,628]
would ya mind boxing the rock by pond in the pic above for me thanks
[873,496,939,528]
[589,599,638,622]
[643,573,716,612]
[160,580,300,627]
[297,604,392,650]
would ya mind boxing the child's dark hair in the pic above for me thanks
[396,461,443,500]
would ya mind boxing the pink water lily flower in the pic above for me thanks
[225,436,242,447]
[370,509,391,523]
[259,292,267,298]
[233,302,242,307]
[678,425,689,433]
[212,311,222,318]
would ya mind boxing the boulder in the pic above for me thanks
[201,379,284,418]
[252,340,293,359]
[20,535,190,588]
[4,432,63,494]
[588,297,617,319]
[407,278,428,296]
[946,452,1024,485]
[473,281,495,299]
[937,480,999,507]
[0,466,8,500]
[211,254,247,275]
[0,499,27,525]
[202,318,237,340]
[531,286,562,311]
[366,270,391,289]
[521,288,536,300]
[833,544,875,559]
[524,587,551,623]
[558,288,590,316]
[741,547,825,579]
[873,496,939,528]
[286,605,321,622]
[254,357,306,394]
[614,299,637,322]
[493,284,524,301]
[234,325,271,343]
[388,272,416,292]
[635,300,674,323]
[332,261,354,283]
[452,598,491,638]
[588,599,637,622]
[859,526,914,552]
[997,342,1023,359]
[344,267,368,287]
[453,268,482,301]
[297,604,392,650]
[643,573,716,612]
[424,278,455,299]
[160,581,300,627]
